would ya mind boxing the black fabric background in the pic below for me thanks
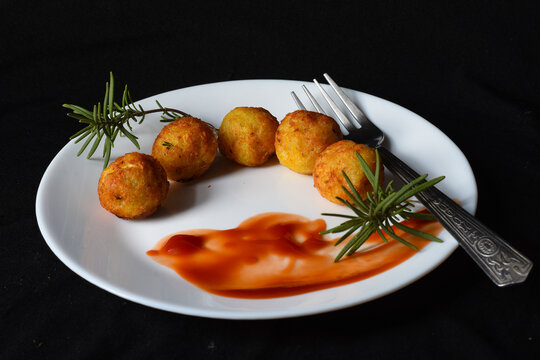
[1,1,538,359]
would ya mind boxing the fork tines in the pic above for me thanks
[292,74,368,133]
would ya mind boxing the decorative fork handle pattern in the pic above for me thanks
[378,146,533,286]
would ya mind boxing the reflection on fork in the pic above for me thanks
[291,73,532,287]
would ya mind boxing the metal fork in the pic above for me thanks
[292,73,532,286]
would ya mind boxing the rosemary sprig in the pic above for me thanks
[321,150,445,262]
[64,72,190,168]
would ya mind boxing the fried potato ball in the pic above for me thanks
[275,110,342,174]
[152,117,218,182]
[313,140,380,205]
[218,107,278,166]
[98,152,169,219]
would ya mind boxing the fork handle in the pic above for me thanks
[378,146,533,286]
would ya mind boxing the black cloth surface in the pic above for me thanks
[1,1,538,359]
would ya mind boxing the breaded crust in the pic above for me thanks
[218,107,278,166]
[152,117,218,181]
[98,152,169,219]
[275,110,342,174]
[313,140,380,205]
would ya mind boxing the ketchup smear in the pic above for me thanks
[147,212,443,299]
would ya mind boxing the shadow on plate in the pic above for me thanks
[150,154,280,219]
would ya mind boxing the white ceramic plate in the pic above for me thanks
[36,79,477,319]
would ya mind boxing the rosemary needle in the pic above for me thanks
[64,72,190,168]
[322,150,445,262]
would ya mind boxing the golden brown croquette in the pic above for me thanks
[152,117,218,182]
[98,152,169,219]
[218,107,278,166]
[313,140,380,205]
[275,110,342,174]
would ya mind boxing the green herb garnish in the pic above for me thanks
[162,141,174,149]
[321,150,445,262]
[64,72,190,168]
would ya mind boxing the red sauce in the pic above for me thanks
[147,212,443,299]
